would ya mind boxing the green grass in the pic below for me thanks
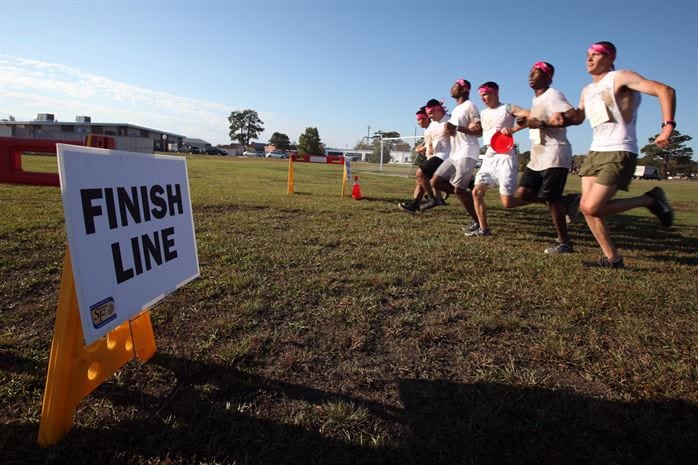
[1,154,697,464]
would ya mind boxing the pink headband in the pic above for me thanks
[533,61,554,78]
[455,79,470,90]
[478,86,497,95]
[416,113,429,121]
[588,43,616,61]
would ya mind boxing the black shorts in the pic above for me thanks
[421,156,444,179]
[518,167,569,201]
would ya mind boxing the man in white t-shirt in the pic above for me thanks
[467,82,527,236]
[398,106,434,214]
[514,61,578,254]
[566,41,676,268]
[425,79,481,226]
[398,99,451,214]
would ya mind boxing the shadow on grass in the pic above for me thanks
[4,353,696,465]
[491,207,698,265]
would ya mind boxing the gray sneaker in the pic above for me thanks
[465,227,491,237]
[645,187,674,227]
[562,193,581,224]
[460,221,480,233]
[544,242,574,254]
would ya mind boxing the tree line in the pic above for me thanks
[227,109,323,155]
[229,109,694,173]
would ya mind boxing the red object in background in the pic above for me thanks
[351,175,363,200]
[0,135,115,187]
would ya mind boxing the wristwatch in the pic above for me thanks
[661,120,676,128]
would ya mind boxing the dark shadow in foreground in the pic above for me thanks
[3,354,696,465]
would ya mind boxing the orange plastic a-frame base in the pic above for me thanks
[38,249,157,447]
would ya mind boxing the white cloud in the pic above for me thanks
[0,56,233,144]
[0,55,348,147]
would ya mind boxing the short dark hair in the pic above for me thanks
[425,99,441,107]
[478,81,499,91]
[416,106,427,116]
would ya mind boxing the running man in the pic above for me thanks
[567,41,676,268]
[398,106,435,214]
[428,78,481,227]
[467,82,527,236]
[399,99,451,214]
[514,61,578,253]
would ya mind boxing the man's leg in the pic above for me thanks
[548,200,570,244]
[580,176,622,261]
[417,168,435,199]
[432,176,454,199]
[455,187,478,222]
[472,185,489,231]
[500,194,531,209]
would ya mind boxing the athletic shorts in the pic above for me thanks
[434,157,478,190]
[518,167,569,201]
[474,155,518,196]
[578,151,637,191]
[420,156,444,179]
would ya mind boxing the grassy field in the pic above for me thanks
[1,154,697,465]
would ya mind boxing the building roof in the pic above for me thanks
[0,119,186,139]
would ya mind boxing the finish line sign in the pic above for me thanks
[57,145,199,345]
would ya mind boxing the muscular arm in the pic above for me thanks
[616,69,676,148]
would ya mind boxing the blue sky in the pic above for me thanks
[1,0,696,155]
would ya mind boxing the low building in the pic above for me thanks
[0,114,185,153]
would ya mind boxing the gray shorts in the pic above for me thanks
[434,157,478,190]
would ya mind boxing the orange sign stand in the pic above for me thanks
[0,135,157,446]
[38,249,156,447]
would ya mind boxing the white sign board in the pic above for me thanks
[57,144,199,345]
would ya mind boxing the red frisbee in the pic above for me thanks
[490,131,514,153]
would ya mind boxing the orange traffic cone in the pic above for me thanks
[351,175,363,200]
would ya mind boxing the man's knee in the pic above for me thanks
[472,187,486,200]
[581,198,604,217]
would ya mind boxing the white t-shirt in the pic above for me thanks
[481,104,516,155]
[527,88,573,170]
[448,100,481,161]
[425,114,451,160]
[582,70,641,153]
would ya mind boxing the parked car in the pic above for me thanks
[242,150,258,157]
[177,146,201,154]
[205,147,227,156]
[267,151,289,159]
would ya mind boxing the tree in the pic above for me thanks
[368,131,400,164]
[640,129,693,177]
[269,132,291,150]
[298,127,323,155]
[228,109,264,147]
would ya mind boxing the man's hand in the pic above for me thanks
[527,117,544,129]
[654,126,673,149]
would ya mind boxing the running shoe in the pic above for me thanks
[420,197,446,211]
[544,242,574,254]
[460,221,480,233]
[644,187,674,227]
[584,256,625,269]
[465,228,491,237]
[398,200,419,215]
